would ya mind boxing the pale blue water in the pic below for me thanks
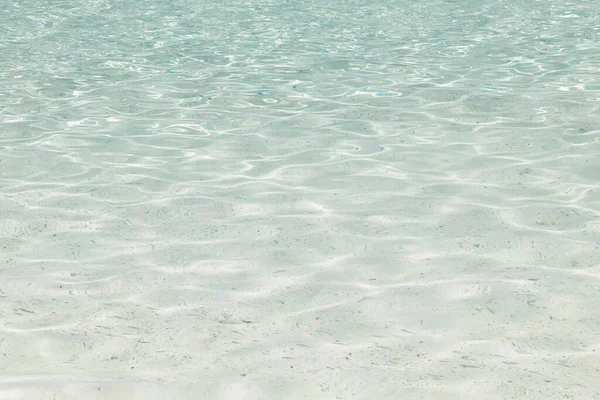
[1,1,599,399]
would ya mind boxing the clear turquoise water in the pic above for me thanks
[1,1,599,399]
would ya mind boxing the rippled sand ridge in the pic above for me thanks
[1,0,599,399]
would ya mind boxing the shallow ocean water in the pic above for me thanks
[1,0,599,399]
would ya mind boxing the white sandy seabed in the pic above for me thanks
[1,0,600,399]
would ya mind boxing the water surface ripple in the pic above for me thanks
[1,0,599,399]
